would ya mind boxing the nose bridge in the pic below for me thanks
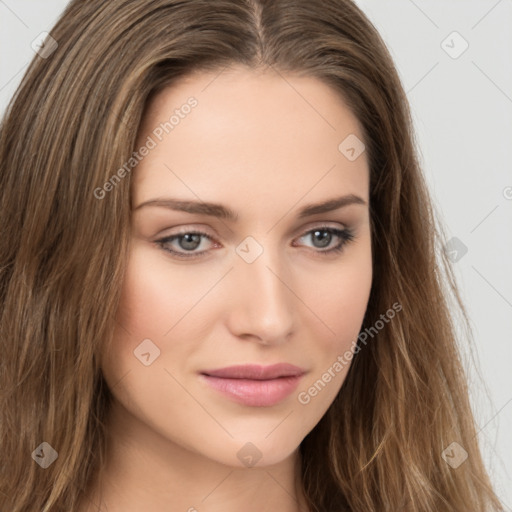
[229,235,295,342]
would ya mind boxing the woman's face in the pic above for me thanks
[102,66,372,469]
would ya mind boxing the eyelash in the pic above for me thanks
[155,226,355,260]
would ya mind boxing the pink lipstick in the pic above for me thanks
[199,363,306,407]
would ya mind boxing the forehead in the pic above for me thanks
[132,66,369,214]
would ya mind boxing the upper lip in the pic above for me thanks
[201,363,306,380]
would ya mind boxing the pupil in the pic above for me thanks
[180,233,201,250]
[313,230,331,248]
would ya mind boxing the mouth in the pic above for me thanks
[199,364,306,407]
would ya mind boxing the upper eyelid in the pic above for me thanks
[159,220,348,239]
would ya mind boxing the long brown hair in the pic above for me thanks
[0,1,504,510]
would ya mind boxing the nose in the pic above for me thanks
[225,245,295,346]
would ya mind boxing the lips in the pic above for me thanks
[199,363,307,407]
[200,363,306,380]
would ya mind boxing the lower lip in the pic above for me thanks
[199,374,304,407]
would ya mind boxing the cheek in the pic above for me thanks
[114,242,212,341]
[100,244,208,434]
[102,245,185,390]
[106,241,223,382]
[115,245,177,338]
[306,242,373,352]
[332,265,372,346]
[294,249,372,412]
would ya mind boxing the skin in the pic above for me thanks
[80,66,373,512]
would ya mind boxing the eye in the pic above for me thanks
[155,229,216,259]
[294,226,355,255]
[155,226,355,260]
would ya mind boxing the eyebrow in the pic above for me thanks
[133,193,367,221]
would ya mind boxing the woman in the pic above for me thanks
[0,0,504,511]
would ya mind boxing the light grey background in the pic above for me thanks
[1,0,511,508]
